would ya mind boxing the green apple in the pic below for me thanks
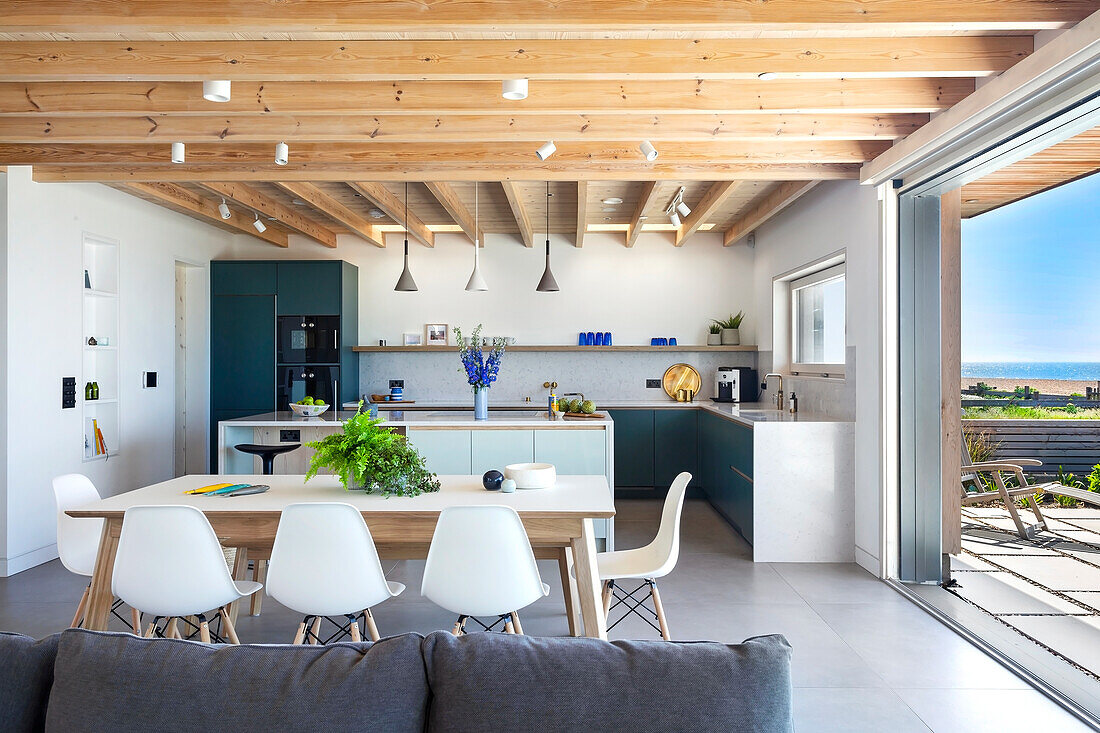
[314,398,326,406]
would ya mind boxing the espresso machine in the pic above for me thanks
[713,367,758,403]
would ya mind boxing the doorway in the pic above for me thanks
[174,260,205,476]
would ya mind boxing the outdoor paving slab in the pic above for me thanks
[1001,615,1100,679]
[950,571,1085,615]
[1064,592,1100,613]
[961,533,1061,557]
[990,556,1100,592]
[1055,545,1100,566]
[951,553,998,571]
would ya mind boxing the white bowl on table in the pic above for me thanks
[504,462,557,489]
[289,403,330,418]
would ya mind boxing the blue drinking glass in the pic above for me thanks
[604,332,612,346]
[658,338,667,346]
[595,332,605,346]
[669,337,677,346]
[578,332,586,346]
[650,338,659,346]
[586,332,596,346]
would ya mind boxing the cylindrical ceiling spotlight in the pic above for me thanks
[171,142,185,164]
[218,199,232,220]
[252,213,267,233]
[640,140,658,161]
[502,79,529,100]
[202,80,231,103]
[535,140,556,161]
[274,141,289,166]
[676,200,691,217]
[669,211,681,228]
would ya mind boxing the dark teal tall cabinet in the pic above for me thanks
[210,260,358,470]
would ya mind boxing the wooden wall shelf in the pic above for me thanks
[354,344,757,353]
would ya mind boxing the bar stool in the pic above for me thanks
[233,442,301,475]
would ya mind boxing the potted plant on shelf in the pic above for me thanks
[455,324,507,420]
[713,311,745,345]
[707,322,722,346]
[304,404,441,496]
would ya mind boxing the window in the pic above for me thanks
[790,263,845,375]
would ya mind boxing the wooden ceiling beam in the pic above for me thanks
[500,181,534,248]
[116,181,288,246]
[1,0,1089,34]
[723,180,821,245]
[0,112,930,144]
[575,181,588,248]
[0,79,973,116]
[32,163,862,182]
[675,181,740,246]
[626,181,662,248]
[270,181,383,247]
[0,140,890,166]
[424,181,484,247]
[0,37,1030,82]
[197,182,337,247]
[347,182,434,248]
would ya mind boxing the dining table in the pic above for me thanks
[67,474,616,639]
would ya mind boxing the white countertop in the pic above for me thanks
[224,410,613,428]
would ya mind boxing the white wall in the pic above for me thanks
[0,167,246,575]
[0,172,8,557]
[750,180,883,574]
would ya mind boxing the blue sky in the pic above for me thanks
[961,170,1100,363]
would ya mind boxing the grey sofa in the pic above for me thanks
[1,628,793,732]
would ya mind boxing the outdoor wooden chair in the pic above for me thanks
[1003,458,1100,509]
[961,455,1049,539]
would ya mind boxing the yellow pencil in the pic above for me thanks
[185,483,235,495]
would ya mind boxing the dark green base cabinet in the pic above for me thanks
[698,411,754,546]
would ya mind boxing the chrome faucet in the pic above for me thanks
[761,373,784,411]
[562,391,585,404]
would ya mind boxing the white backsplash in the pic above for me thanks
[755,347,857,421]
[358,350,757,404]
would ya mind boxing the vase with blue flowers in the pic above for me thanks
[455,324,507,420]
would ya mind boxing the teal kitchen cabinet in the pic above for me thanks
[534,429,607,475]
[212,262,276,296]
[407,429,473,475]
[654,409,698,492]
[607,409,654,490]
[276,261,343,315]
[698,412,754,545]
[472,430,534,475]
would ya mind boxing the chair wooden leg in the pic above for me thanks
[504,619,516,634]
[165,618,180,639]
[130,608,142,635]
[70,585,90,629]
[292,622,306,645]
[451,616,466,636]
[1026,495,1049,530]
[509,612,524,635]
[198,620,212,644]
[250,560,266,616]
[219,606,241,645]
[602,580,614,618]
[228,547,249,626]
[144,621,158,638]
[349,617,362,642]
[649,581,671,641]
[309,616,322,644]
[364,608,381,642]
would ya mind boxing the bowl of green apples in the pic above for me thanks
[289,396,330,417]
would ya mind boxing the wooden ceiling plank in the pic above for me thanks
[626,181,662,248]
[1,0,1090,35]
[0,79,974,116]
[0,37,1031,82]
[117,181,288,246]
[675,181,740,246]
[270,181,383,247]
[500,181,534,247]
[423,181,483,246]
[197,181,336,247]
[31,163,863,182]
[0,112,930,143]
[575,181,588,248]
[348,181,435,248]
[722,180,821,245]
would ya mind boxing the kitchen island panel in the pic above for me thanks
[406,428,473,475]
[472,429,535,475]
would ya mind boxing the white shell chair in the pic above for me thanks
[112,505,262,643]
[52,474,141,633]
[597,472,692,640]
[265,502,405,644]
[422,505,549,635]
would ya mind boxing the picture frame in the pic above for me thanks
[425,323,449,346]
[402,332,422,346]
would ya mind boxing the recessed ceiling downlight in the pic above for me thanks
[368,208,386,219]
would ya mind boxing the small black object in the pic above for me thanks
[87,336,97,346]
[646,379,661,389]
[389,379,404,388]
[482,470,504,491]
[234,443,301,475]
[280,429,301,442]
[143,371,157,388]
[62,377,77,409]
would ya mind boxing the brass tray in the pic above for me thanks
[662,363,701,400]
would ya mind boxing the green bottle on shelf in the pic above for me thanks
[84,382,92,400]
[90,382,99,400]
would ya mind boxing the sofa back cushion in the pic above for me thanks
[422,631,793,733]
[46,629,429,733]
[0,632,59,733]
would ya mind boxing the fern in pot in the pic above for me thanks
[713,311,745,346]
[304,405,441,496]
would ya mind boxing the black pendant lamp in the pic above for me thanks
[536,181,560,292]
[394,181,418,292]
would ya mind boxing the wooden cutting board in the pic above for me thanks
[563,412,605,419]
[370,394,416,404]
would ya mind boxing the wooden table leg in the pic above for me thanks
[227,547,249,626]
[83,518,122,631]
[558,547,581,637]
[570,518,607,640]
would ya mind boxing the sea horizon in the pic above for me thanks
[962,361,1100,381]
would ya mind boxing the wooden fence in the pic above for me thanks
[964,419,1100,477]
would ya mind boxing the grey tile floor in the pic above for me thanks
[0,499,1088,732]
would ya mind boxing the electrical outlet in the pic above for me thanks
[389,379,404,388]
[646,379,661,389]
[280,429,301,442]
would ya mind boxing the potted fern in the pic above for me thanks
[707,322,722,346]
[713,311,745,345]
[304,405,441,496]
